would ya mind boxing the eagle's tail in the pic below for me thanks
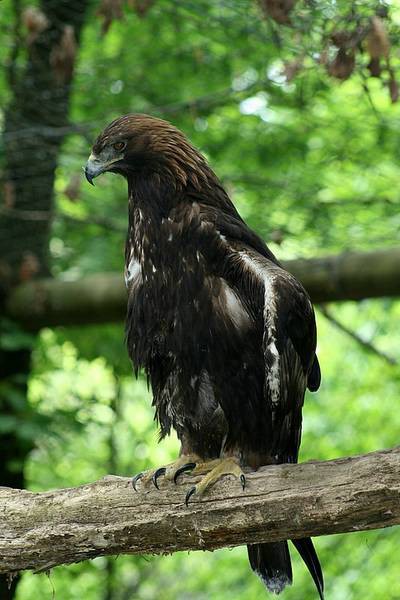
[292,537,324,599]
[247,541,292,595]
[247,538,324,599]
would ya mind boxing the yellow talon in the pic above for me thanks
[132,456,245,503]
[185,457,245,506]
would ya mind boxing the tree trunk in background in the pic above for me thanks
[0,2,90,597]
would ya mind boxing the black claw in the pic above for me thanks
[240,474,246,491]
[152,467,166,490]
[132,472,143,492]
[185,486,196,506]
[173,462,196,484]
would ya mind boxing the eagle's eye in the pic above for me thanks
[113,141,126,152]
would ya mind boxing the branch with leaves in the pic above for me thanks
[320,306,397,366]
[257,0,399,103]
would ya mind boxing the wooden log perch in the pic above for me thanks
[4,246,400,328]
[1,447,399,575]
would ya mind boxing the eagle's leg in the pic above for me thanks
[185,457,246,506]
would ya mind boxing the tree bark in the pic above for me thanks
[0,447,399,575]
[4,246,400,328]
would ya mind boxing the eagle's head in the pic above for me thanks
[85,113,208,188]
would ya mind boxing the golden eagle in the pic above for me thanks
[85,114,323,598]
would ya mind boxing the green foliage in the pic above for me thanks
[0,0,399,599]
[0,320,36,352]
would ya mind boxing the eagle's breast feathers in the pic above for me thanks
[124,195,318,463]
[85,112,319,464]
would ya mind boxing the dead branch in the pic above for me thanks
[3,247,400,328]
[0,447,399,575]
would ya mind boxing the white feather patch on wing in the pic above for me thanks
[239,251,281,405]
[220,280,250,329]
[124,255,141,287]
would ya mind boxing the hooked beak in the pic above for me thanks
[84,154,105,186]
